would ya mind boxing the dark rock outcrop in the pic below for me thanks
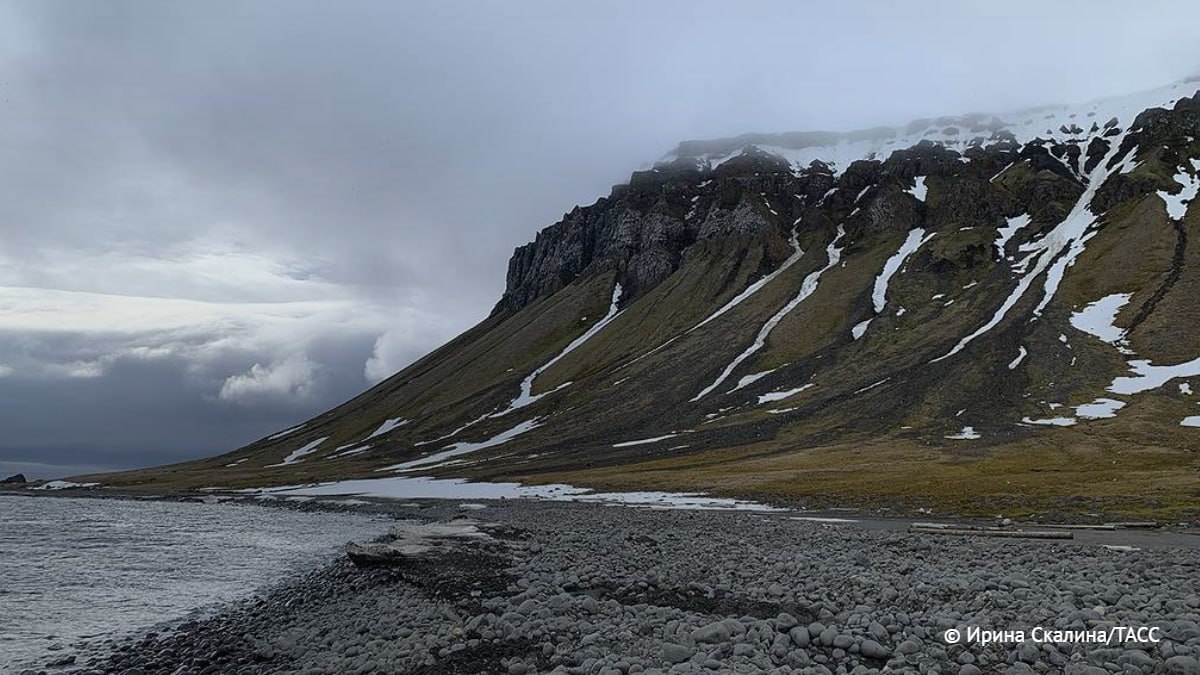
[493,153,815,315]
[1,473,26,484]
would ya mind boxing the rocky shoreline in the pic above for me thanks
[20,497,1200,675]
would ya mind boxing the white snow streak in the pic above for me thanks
[691,228,804,332]
[757,383,814,405]
[729,369,776,393]
[418,283,624,445]
[933,132,1133,363]
[366,418,409,440]
[269,436,329,466]
[1008,346,1028,370]
[618,228,805,372]
[327,444,372,459]
[994,214,1031,258]
[851,228,933,341]
[267,424,306,441]
[873,229,934,313]
[496,284,624,417]
[854,378,890,395]
[693,227,846,401]
[382,419,543,472]
[612,434,679,448]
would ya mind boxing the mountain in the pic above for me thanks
[91,80,1200,519]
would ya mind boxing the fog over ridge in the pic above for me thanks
[1,0,1197,477]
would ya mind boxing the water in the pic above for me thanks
[0,495,387,672]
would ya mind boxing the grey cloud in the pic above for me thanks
[1,0,1198,477]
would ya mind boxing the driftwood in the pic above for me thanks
[908,525,1073,540]
[1101,544,1142,552]
[1027,523,1116,531]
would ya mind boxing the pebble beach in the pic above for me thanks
[37,497,1200,675]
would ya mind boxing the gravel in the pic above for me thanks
[49,499,1200,674]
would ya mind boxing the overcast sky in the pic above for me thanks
[1,1,1197,479]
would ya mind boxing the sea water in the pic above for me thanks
[0,495,386,671]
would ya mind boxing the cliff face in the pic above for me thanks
[493,150,827,315]
[97,81,1200,518]
[496,90,1200,317]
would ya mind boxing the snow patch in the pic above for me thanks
[34,480,100,490]
[907,176,928,202]
[1021,417,1077,427]
[1069,293,1133,348]
[269,436,329,466]
[1074,398,1126,420]
[1158,159,1200,220]
[259,476,780,511]
[1008,346,1028,370]
[668,81,1199,181]
[945,426,981,440]
[366,418,408,440]
[1108,357,1200,395]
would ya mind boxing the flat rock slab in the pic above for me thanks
[347,518,495,567]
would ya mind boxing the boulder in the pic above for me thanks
[345,519,494,568]
[344,542,410,567]
[1,473,26,484]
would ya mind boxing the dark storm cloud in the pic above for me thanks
[1,0,1197,477]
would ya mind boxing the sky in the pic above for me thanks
[1,1,1197,479]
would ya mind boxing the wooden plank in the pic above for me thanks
[908,526,1073,540]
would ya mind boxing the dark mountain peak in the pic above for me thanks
[93,79,1200,520]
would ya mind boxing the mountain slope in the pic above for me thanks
[93,80,1200,519]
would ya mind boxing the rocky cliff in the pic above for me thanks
[92,80,1200,519]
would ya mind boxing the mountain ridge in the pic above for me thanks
[79,79,1200,520]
